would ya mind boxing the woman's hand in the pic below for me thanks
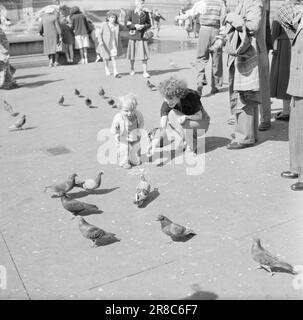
[178,115,187,125]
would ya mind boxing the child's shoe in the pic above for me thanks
[130,70,135,76]
[143,72,151,78]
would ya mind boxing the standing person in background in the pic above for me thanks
[99,11,123,77]
[152,9,166,37]
[70,6,89,64]
[225,0,264,150]
[177,0,226,96]
[39,7,61,67]
[257,0,272,132]
[126,0,152,78]
[60,16,74,64]
[270,0,302,122]
[281,15,303,191]
[0,26,17,89]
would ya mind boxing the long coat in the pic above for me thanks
[98,22,123,59]
[39,13,61,55]
[227,0,264,93]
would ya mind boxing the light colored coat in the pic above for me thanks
[98,22,123,59]
[287,22,303,98]
[39,13,61,55]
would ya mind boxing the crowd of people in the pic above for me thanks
[1,0,303,191]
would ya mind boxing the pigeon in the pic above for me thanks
[134,171,151,207]
[58,96,64,106]
[107,98,115,106]
[251,238,298,276]
[78,217,119,247]
[146,80,156,91]
[85,97,92,107]
[98,87,105,97]
[9,115,26,130]
[75,171,104,192]
[44,173,78,196]
[3,100,19,117]
[169,58,178,68]
[74,89,80,96]
[60,194,100,219]
[156,215,196,242]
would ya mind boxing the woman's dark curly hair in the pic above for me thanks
[158,76,188,99]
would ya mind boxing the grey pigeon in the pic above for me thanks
[75,171,104,191]
[58,96,64,106]
[107,98,115,106]
[146,80,156,91]
[251,238,298,276]
[9,115,26,130]
[157,215,196,242]
[98,87,105,97]
[3,100,19,117]
[74,89,80,96]
[78,217,119,247]
[85,97,92,107]
[60,194,100,219]
[44,173,78,196]
[134,171,151,207]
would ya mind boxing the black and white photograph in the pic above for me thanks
[0,0,303,302]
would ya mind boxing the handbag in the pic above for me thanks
[143,29,154,40]
[56,40,64,53]
[224,24,252,58]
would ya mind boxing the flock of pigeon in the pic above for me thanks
[3,59,300,280]
[43,169,198,247]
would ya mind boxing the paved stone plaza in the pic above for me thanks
[1,26,303,300]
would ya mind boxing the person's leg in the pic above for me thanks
[210,28,223,93]
[69,45,74,63]
[142,59,150,78]
[104,59,110,76]
[282,99,290,115]
[112,57,119,76]
[54,53,59,66]
[196,26,211,95]
[79,48,84,63]
[233,100,258,145]
[228,63,237,124]
[65,50,70,64]
[129,141,141,166]
[130,59,135,75]
[258,52,271,130]
[83,48,88,64]
[48,54,54,67]
[117,140,131,168]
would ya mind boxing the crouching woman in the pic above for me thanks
[158,76,210,154]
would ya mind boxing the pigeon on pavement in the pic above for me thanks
[98,87,105,97]
[156,215,196,242]
[107,98,115,106]
[9,115,26,130]
[58,96,64,106]
[134,171,151,207]
[74,89,80,96]
[78,217,119,247]
[146,80,156,91]
[75,171,104,192]
[44,173,78,196]
[60,195,100,219]
[85,97,92,107]
[251,238,298,276]
[3,100,19,117]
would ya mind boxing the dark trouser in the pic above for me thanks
[289,97,303,181]
[258,51,271,123]
[196,25,223,90]
[229,63,238,115]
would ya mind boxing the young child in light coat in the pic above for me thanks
[111,93,144,169]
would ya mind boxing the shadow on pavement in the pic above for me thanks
[137,188,160,208]
[183,290,218,300]
[21,79,64,88]
[68,187,120,199]
[256,119,288,144]
[204,136,230,153]
[15,73,48,80]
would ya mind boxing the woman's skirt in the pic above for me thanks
[289,97,303,175]
[126,39,149,61]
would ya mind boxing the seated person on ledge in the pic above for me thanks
[158,76,210,154]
